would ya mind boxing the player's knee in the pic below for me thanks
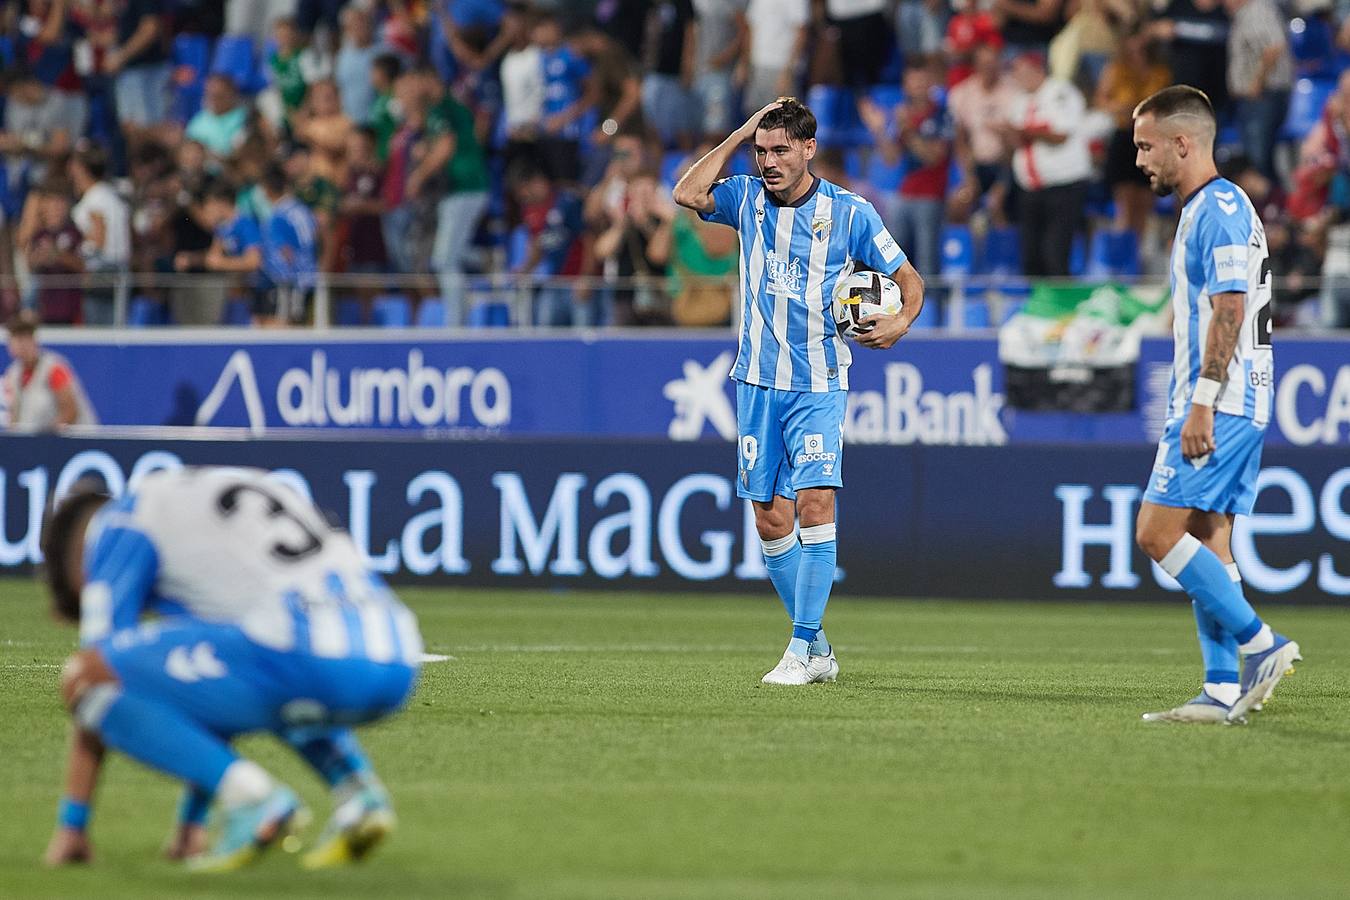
[752,503,793,542]
[60,649,118,713]
[795,490,835,528]
[1135,523,1175,562]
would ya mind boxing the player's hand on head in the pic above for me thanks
[855,312,910,350]
[1181,404,1216,459]
[44,827,92,866]
[737,101,784,139]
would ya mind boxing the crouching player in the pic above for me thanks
[40,467,423,871]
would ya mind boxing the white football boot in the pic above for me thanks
[804,652,839,684]
[1141,691,1234,724]
[761,652,812,685]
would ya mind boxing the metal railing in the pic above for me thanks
[2,270,1347,331]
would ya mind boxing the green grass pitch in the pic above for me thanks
[1,579,1348,899]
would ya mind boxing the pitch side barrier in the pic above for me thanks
[0,434,1344,603]
[5,330,1349,447]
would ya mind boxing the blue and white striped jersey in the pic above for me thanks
[1167,177,1274,424]
[264,197,318,291]
[701,175,906,392]
[78,467,422,666]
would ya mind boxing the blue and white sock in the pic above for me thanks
[1225,559,1276,655]
[1194,562,1246,706]
[1160,535,1264,644]
[763,531,831,656]
[283,727,372,788]
[77,684,240,795]
[1193,598,1240,706]
[792,523,837,657]
[761,532,799,620]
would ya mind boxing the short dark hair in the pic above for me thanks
[261,163,289,196]
[41,481,111,623]
[756,97,817,143]
[506,159,548,189]
[6,309,40,337]
[201,180,238,205]
[373,53,403,83]
[73,146,108,181]
[1134,85,1216,126]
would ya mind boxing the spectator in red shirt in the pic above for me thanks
[860,61,951,285]
[2,310,97,431]
[338,127,389,275]
[23,180,84,325]
[945,0,1003,87]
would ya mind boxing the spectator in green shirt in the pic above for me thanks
[417,71,491,325]
[368,54,404,163]
[267,18,310,130]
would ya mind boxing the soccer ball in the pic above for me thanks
[832,271,903,339]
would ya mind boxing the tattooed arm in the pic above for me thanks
[1181,291,1244,459]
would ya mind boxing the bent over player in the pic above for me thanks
[673,99,925,685]
[1131,86,1300,724]
[41,467,423,870]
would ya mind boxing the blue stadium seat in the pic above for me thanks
[1069,234,1086,277]
[940,224,975,276]
[843,147,864,181]
[128,296,168,326]
[962,297,991,328]
[1281,77,1335,141]
[807,84,865,148]
[864,151,903,193]
[174,33,213,77]
[660,150,685,187]
[1289,16,1335,77]
[416,298,448,327]
[210,35,258,93]
[173,84,204,123]
[728,150,755,176]
[172,34,212,122]
[468,301,511,327]
[982,227,1021,276]
[334,298,364,326]
[256,38,279,92]
[220,298,252,325]
[372,294,412,327]
[909,295,940,329]
[1086,229,1140,278]
[865,83,904,112]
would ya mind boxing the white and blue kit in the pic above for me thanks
[77,468,422,773]
[1143,176,1273,515]
[700,174,906,502]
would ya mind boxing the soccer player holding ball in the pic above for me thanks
[1131,87,1300,724]
[674,99,925,685]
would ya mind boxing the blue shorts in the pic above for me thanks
[1142,412,1266,515]
[735,382,846,502]
[94,618,418,738]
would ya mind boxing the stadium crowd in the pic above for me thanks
[1,0,1349,327]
